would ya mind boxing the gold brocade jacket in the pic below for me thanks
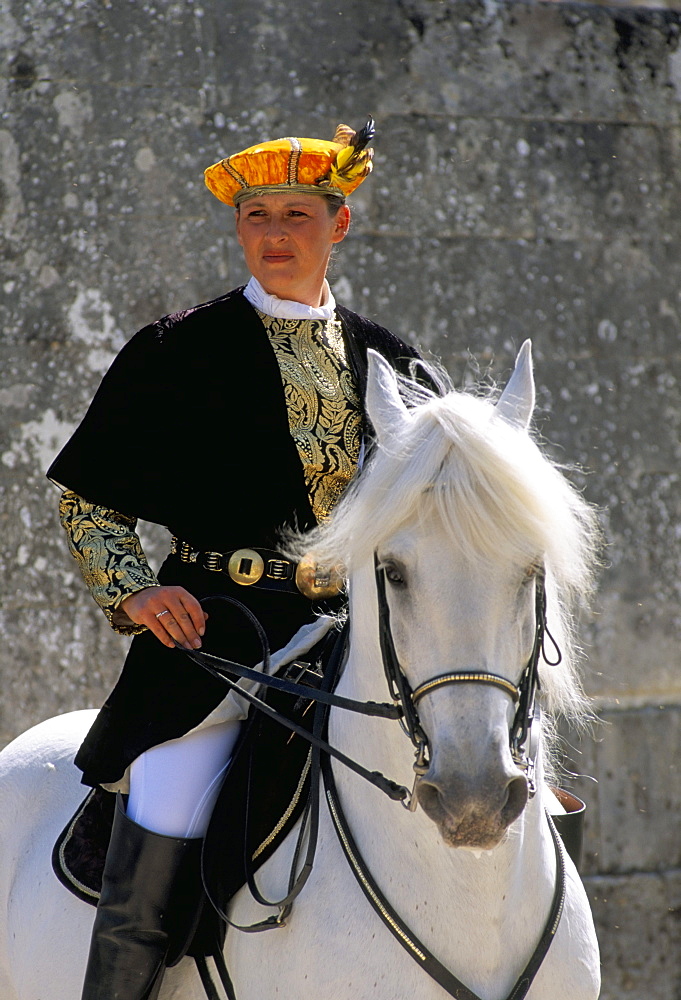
[59,313,361,634]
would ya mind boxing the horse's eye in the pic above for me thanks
[384,564,406,586]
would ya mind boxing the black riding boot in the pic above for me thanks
[80,796,203,1000]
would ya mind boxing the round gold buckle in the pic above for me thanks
[295,554,343,600]
[228,548,265,586]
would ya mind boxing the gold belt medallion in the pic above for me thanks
[227,548,265,585]
[295,554,343,600]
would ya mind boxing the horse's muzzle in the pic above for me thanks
[415,769,529,850]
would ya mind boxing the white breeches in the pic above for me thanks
[124,617,337,840]
[127,720,241,839]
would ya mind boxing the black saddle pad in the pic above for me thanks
[52,783,116,905]
[52,629,342,909]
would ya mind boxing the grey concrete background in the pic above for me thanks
[1,0,679,995]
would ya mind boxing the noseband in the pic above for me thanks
[373,554,560,802]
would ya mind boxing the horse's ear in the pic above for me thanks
[496,339,535,430]
[366,349,412,449]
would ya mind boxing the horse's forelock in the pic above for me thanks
[304,392,596,571]
[285,385,600,731]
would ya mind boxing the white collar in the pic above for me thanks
[243,276,337,321]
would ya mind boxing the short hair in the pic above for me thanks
[324,193,347,215]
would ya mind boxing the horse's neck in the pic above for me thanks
[329,564,559,971]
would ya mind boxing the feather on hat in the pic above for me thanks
[204,118,375,207]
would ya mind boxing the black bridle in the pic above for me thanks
[325,559,568,1000]
[374,553,559,802]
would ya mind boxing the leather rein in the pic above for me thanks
[183,560,566,1000]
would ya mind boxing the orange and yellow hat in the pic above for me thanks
[204,119,375,207]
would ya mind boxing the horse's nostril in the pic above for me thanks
[416,780,443,820]
[501,775,529,825]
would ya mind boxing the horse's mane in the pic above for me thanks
[287,369,601,738]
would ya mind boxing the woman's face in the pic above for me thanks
[235,193,350,307]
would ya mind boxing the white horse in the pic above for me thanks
[0,342,601,1000]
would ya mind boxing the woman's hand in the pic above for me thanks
[120,586,208,650]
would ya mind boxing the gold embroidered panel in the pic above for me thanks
[259,312,361,521]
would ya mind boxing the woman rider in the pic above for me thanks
[48,120,426,1000]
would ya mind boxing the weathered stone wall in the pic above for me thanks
[1,1,679,995]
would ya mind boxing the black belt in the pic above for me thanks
[170,537,343,600]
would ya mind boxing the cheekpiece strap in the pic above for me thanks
[374,554,426,749]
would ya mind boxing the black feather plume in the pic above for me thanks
[351,116,376,152]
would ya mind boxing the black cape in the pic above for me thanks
[48,289,426,785]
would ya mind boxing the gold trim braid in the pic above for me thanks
[252,750,313,861]
[232,183,344,205]
[325,789,427,961]
[286,137,303,184]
